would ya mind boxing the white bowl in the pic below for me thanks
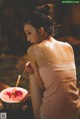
[0,87,28,103]
[0,87,28,109]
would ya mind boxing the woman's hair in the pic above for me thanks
[36,4,50,16]
[24,11,54,36]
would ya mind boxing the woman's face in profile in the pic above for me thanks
[24,24,40,44]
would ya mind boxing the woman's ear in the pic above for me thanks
[38,27,45,35]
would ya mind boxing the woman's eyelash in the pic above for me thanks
[28,32,31,35]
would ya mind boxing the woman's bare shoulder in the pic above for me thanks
[63,42,73,51]
[59,41,74,55]
[58,41,72,49]
[27,45,44,61]
[27,45,36,56]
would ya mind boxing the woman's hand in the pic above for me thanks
[24,61,34,74]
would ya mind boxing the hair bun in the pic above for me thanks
[36,4,50,16]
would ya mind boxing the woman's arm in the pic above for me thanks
[27,46,45,89]
[29,74,43,119]
[25,62,43,119]
[26,46,45,119]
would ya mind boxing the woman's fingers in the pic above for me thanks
[25,61,34,74]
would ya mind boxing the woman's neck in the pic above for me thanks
[38,32,50,43]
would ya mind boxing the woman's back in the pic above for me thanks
[33,37,74,68]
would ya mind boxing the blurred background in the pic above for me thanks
[0,0,80,89]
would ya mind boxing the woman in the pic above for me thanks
[24,12,80,119]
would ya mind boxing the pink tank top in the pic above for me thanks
[38,62,80,118]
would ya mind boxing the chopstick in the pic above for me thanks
[12,75,21,95]
[15,75,21,87]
